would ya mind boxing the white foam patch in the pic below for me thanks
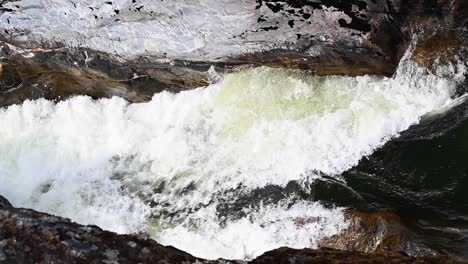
[0,62,463,260]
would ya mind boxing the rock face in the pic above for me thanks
[0,0,465,106]
[0,202,465,264]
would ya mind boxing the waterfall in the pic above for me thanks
[0,60,464,260]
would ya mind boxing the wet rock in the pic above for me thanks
[0,46,213,107]
[0,57,23,101]
[412,31,466,70]
[251,247,463,264]
[401,0,468,70]
[231,48,397,77]
[0,207,200,264]
[318,210,440,257]
[319,210,403,254]
[0,195,11,209]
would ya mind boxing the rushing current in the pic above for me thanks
[0,59,466,259]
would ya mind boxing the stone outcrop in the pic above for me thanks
[0,201,465,264]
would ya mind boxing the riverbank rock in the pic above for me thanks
[0,0,411,106]
[0,207,199,264]
[0,43,213,107]
[0,206,464,264]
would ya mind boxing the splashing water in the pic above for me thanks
[0,62,463,259]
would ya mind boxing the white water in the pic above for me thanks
[0,62,463,260]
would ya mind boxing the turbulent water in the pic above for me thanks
[0,60,465,259]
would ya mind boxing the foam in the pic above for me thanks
[156,201,347,260]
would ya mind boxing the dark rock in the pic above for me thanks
[0,195,11,209]
[0,207,200,264]
[231,48,397,77]
[251,247,464,264]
